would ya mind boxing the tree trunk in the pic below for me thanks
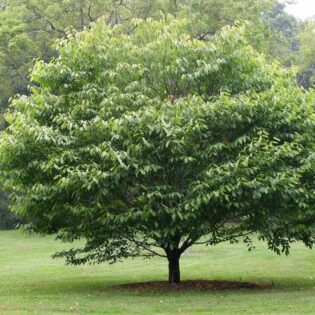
[168,252,180,284]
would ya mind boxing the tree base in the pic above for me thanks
[120,280,271,292]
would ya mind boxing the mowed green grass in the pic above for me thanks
[1,231,315,314]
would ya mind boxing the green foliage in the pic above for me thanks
[0,0,280,231]
[1,18,315,279]
[297,22,315,88]
[0,0,277,112]
[264,1,300,66]
[0,0,309,234]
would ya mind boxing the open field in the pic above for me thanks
[1,230,315,314]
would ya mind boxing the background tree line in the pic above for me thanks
[0,0,314,229]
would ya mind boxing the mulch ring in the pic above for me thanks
[120,280,272,292]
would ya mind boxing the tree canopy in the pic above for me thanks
[0,0,298,112]
[1,17,315,283]
[2,0,315,230]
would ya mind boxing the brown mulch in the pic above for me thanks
[120,280,272,292]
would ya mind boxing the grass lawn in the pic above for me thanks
[1,230,315,314]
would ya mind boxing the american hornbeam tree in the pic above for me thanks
[1,18,315,284]
[0,0,279,229]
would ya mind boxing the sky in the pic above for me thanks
[285,0,315,20]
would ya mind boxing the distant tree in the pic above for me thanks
[297,21,315,88]
[264,1,300,66]
[0,189,19,229]
[1,18,315,283]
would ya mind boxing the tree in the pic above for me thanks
[264,1,300,66]
[296,21,315,89]
[0,189,21,229]
[1,18,315,284]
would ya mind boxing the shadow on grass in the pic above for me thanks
[9,275,315,297]
[119,280,272,292]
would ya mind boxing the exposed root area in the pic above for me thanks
[120,280,272,292]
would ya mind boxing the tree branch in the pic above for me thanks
[127,236,167,258]
[195,231,253,245]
